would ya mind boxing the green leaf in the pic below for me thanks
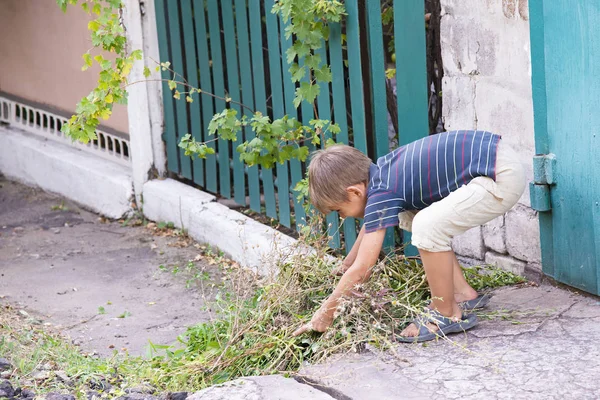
[292,41,311,60]
[58,0,69,12]
[92,3,102,15]
[186,96,193,103]
[82,53,93,71]
[289,63,305,82]
[286,47,297,65]
[131,49,143,60]
[293,146,310,162]
[329,123,341,135]
[173,91,181,100]
[313,65,332,83]
[168,80,177,90]
[304,54,322,70]
[88,20,101,32]
[298,82,320,105]
[143,66,151,78]
[293,93,303,109]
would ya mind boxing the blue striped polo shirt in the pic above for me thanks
[364,130,501,233]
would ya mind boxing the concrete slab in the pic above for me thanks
[299,285,600,399]
[0,177,220,357]
[0,127,132,219]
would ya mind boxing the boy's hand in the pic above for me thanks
[292,307,334,336]
[331,261,351,276]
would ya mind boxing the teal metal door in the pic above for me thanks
[529,1,600,294]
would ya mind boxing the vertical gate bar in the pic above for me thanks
[192,0,217,192]
[528,0,554,278]
[180,0,204,186]
[344,0,368,152]
[166,0,192,179]
[299,57,315,151]
[394,0,429,255]
[328,22,357,251]
[222,0,246,206]
[366,0,395,251]
[154,0,179,173]
[529,0,549,156]
[365,1,389,158]
[279,17,307,229]
[315,45,341,249]
[393,0,429,144]
[207,1,231,198]
[265,0,291,227]
[342,0,370,251]
[234,0,260,211]
[248,0,277,219]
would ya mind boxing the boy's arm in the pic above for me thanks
[333,225,366,275]
[293,229,386,336]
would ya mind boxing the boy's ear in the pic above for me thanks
[346,184,366,198]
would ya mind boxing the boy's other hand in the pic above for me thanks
[292,307,334,336]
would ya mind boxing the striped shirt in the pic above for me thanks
[364,130,501,233]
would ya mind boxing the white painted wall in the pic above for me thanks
[122,0,168,206]
[440,0,542,276]
[0,127,133,219]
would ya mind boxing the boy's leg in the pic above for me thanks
[400,142,525,338]
[452,252,478,302]
[398,210,478,303]
[400,249,462,337]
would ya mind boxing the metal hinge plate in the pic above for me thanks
[530,153,556,212]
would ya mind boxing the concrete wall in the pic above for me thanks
[0,0,128,135]
[441,0,541,276]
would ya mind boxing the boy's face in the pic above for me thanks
[331,184,367,219]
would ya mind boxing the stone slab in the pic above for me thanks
[187,375,335,400]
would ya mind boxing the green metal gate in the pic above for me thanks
[154,0,429,252]
[529,0,600,294]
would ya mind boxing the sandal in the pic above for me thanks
[459,293,491,310]
[395,309,478,343]
[426,293,491,311]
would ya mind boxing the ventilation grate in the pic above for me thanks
[0,96,130,166]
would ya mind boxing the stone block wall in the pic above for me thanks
[440,0,542,276]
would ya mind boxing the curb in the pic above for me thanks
[142,178,300,276]
[0,127,133,219]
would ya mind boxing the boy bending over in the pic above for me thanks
[293,130,525,342]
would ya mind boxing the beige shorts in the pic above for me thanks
[399,140,526,252]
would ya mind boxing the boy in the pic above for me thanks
[292,130,525,342]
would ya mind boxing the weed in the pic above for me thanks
[138,217,527,389]
[51,202,69,212]
[1,216,528,395]
[98,306,106,315]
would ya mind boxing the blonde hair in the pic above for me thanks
[308,144,372,214]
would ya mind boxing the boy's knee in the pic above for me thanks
[411,211,453,252]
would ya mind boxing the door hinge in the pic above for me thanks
[530,153,556,212]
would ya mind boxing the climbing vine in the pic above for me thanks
[57,0,140,144]
[57,0,346,197]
